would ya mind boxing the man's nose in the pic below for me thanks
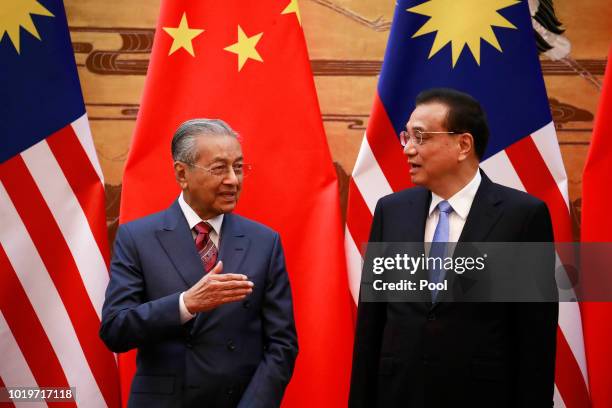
[223,168,240,185]
[403,140,417,157]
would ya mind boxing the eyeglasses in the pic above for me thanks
[188,162,252,178]
[400,129,456,147]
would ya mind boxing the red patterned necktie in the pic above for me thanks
[194,222,218,273]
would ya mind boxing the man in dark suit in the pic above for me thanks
[100,119,298,408]
[349,88,558,408]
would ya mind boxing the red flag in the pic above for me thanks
[119,0,354,406]
[581,43,612,408]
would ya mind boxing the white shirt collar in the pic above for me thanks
[178,192,224,236]
[429,170,482,220]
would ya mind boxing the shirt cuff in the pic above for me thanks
[179,292,196,324]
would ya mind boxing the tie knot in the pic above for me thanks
[438,200,453,214]
[194,221,213,235]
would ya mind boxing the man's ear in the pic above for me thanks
[457,133,474,162]
[174,161,188,189]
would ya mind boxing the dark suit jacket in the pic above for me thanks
[100,201,298,408]
[349,172,558,408]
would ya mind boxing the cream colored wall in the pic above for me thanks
[63,0,612,239]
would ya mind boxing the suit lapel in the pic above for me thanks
[217,213,250,275]
[458,172,504,243]
[402,189,432,311]
[155,201,203,288]
[404,187,430,243]
[192,213,250,332]
[433,171,504,308]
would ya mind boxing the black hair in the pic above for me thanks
[415,88,489,159]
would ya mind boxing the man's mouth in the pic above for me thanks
[219,192,237,200]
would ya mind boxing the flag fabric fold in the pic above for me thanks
[120,0,353,406]
[581,42,612,408]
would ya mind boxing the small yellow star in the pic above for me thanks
[162,13,204,57]
[223,25,263,71]
[281,0,302,26]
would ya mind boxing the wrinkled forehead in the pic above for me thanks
[195,133,243,163]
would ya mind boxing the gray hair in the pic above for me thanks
[171,118,238,164]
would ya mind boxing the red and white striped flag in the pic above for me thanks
[0,1,120,406]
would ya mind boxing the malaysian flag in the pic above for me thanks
[345,1,590,407]
[0,0,120,406]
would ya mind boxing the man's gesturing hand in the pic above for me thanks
[183,261,253,313]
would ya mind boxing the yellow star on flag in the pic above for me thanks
[0,0,54,54]
[281,0,302,26]
[162,13,204,57]
[224,25,264,71]
[407,0,519,67]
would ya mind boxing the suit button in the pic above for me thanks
[243,300,251,308]
[227,388,234,395]
[186,342,193,349]
[227,340,236,351]
[427,312,436,321]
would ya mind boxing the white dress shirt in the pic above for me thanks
[178,193,223,246]
[177,193,224,323]
[424,170,481,243]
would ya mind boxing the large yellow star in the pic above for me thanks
[0,0,54,54]
[162,13,204,57]
[407,0,519,67]
[224,25,264,71]
[281,0,302,26]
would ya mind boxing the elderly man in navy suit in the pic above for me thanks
[349,89,558,408]
[100,119,298,408]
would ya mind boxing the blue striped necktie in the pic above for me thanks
[429,200,453,302]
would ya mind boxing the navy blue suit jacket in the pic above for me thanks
[100,201,298,408]
[349,172,558,408]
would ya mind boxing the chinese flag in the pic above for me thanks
[119,0,354,407]
[581,43,612,408]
